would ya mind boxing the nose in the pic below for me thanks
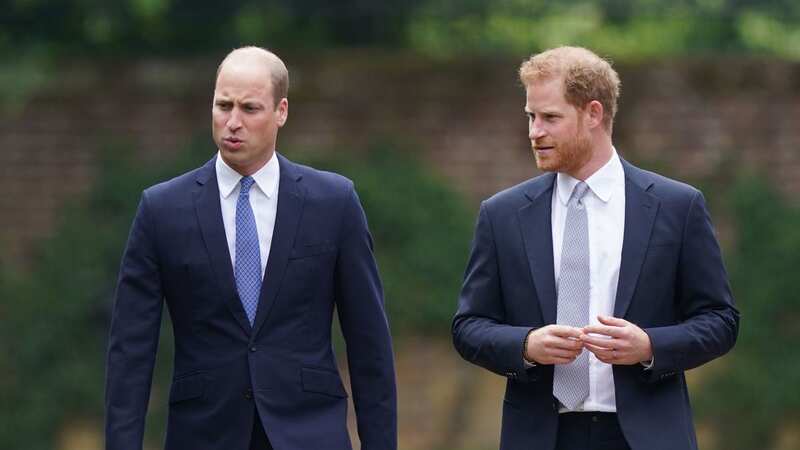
[226,109,242,131]
[529,118,546,140]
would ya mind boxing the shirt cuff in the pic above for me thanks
[640,355,655,370]
[522,329,536,367]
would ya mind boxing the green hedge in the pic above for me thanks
[4,1,800,60]
[301,146,473,334]
[694,176,800,449]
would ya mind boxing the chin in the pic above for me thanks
[534,156,560,173]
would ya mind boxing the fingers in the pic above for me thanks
[526,326,586,365]
[583,341,627,364]
[582,324,624,338]
[540,347,584,365]
[581,333,622,350]
[582,316,630,338]
[583,342,614,359]
[597,315,628,327]
[549,325,585,339]
[550,347,583,360]
[528,322,649,366]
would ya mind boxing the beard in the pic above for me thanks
[533,123,593,176]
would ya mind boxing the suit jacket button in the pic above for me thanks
[249,346,257,352]
[244,389,253,400]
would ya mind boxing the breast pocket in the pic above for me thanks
[280,243,338,303]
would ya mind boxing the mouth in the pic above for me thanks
[534,145,555,153]
[222,137,244,150]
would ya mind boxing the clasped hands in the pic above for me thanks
[524,316,652,366]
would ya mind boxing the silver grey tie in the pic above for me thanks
[553,181,591,410]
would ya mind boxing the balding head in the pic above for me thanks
[216,46,289,108]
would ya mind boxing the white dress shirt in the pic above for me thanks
[215,152,280,279]
[551,149,626,412]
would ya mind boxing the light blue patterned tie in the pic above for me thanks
[235,176,262,325]
[553,181,591,410]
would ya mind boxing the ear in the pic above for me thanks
[585,100,604,130]
[276,98,289,127]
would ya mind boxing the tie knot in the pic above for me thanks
[239,176,255,195]
[570,182,590,206]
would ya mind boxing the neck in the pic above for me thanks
[568,137,613,181]
[222,149,275,177]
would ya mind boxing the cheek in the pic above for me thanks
[211,113,227,128]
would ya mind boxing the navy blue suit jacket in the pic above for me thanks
[106,154,397,450]
[453,159,738,450]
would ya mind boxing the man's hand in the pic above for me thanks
[581,316,652,365]
[524,325,585,365]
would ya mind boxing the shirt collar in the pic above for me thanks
[556,147,624,205]
[215,151,280,199]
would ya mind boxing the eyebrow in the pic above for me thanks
[524,108,562,117]
[214,98,265,107]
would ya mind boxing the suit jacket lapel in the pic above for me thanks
[518,173,558,325]
[193,156,252,335]
[252,153,305,337]
[614,159,660,318]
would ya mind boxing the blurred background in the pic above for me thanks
[1,1,799,449]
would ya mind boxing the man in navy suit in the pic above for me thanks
[105,47,397,450]
[452,46,738,450]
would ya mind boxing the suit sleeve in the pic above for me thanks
[452,202,537,383]
[334,186,397,450]
[643,191,739,382]
[105,192,164,450]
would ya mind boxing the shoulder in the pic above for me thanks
[285,158,354,196]
[483,172,556,212]
[623,160,701,202]
[279,155,357,216]
[141,159,212,205]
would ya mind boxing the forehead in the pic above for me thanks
[214,62,274,102]
[524,77,568,111]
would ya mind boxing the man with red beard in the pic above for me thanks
[452,46,738,450]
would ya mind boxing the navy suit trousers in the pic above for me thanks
[249,416,273,450]
[556,413,630,450]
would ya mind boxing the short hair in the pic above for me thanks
[216,46,289,108]
[519,46,620,131]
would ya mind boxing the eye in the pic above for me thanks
[242,104,261,113]
[216,101,232,111]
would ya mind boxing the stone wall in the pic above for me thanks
[2,52,799,266]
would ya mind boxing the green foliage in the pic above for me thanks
[0,143,194,449]
[0,51,53,114]
[738,11,800,60]
[1,0,413,59]
[4,0,800,63]
[0,140,472,447]
[694,176,800,449]
[408,0,800,60]
[299,145,474,334]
